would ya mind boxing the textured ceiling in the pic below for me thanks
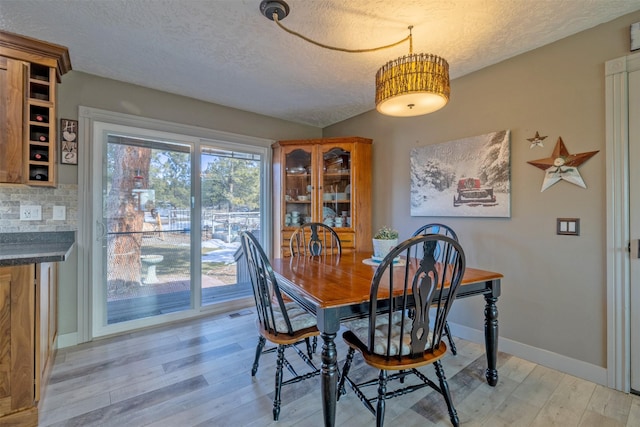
[1,0,639,128]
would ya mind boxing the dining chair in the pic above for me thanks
[412,223,459,355]
[240,231,321,421]
[338,234,466,427]
[289,222,342,256]
[289,222,342,353]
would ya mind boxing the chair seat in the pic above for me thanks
[343,329,447,370]
[344,312,433,357]
[272,301,317,332]
[257,302,319,345]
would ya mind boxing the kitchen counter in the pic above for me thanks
[0,231,75,266]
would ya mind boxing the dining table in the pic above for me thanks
[270,251,503,427]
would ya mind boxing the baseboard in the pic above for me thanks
[57,332,78,349]
[449,322,608,386]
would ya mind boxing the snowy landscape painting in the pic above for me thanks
[410,130,511,217]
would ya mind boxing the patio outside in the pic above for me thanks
[106,209,259,324]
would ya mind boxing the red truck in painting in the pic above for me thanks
[453,178,497,207]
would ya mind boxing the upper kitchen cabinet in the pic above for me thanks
[272,136,373,256]
[0,30,71,186]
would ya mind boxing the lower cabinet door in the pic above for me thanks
[0,264,35,419]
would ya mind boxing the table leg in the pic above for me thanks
[484,294,499,386]
[320,331,338,427]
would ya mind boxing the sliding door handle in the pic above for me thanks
[96,220,106,241]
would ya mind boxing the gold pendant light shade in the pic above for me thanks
[375,53,450,117]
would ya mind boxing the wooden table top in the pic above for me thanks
[270,252,503,310]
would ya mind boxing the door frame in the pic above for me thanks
[77,107,273,343]
[605,51,640,393]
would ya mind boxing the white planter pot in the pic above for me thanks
[372,238,398,259]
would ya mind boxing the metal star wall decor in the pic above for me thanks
[527,131,547,148]
[527,137,599,192]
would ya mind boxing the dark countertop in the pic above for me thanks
[0,231,76,266]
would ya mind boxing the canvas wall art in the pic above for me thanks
[410,130,511,217]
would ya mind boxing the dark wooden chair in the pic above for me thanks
[240,231,320,421]
[289,222,342,353]
[289,222,342,256]
[412,223,459,354]
[338,234,466,427]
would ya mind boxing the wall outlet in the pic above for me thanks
[52,205,66,221]
[20,205,42,221]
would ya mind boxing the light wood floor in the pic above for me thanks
[40,308,640,426]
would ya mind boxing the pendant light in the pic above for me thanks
[259,0,450,117]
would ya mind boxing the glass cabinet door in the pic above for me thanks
[320,146,352,229]
[284,148,313,227]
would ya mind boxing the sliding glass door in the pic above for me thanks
[93,128,195,336]
[89,119,267,338]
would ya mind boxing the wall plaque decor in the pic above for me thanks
[410,130,511,218]
[527,131,547,149]
[60,118,78,165]
[527,137,598,192]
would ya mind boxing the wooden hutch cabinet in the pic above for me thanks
[272,136,373,256]
[0,30,71,186]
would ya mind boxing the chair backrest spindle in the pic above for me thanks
[290,222,342,256]
[411,223,459,264]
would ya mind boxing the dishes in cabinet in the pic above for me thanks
[323,193,334,201]
[287,166,307,174]
[323,207,336,217]
[335,192,346,200]
[297,195,309,201]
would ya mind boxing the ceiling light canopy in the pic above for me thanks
[259,0,450,117]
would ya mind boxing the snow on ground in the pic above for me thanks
[201,239,241,264]
[411,190,510,218]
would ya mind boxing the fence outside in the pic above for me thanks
[107,209,260,301]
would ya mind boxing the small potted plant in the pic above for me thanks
[372,226,399,260]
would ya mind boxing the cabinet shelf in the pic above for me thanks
[28,98,53,108]
[323,171,351,177]
[28,120,50,128]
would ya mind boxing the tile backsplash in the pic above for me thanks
[0,184,78,232]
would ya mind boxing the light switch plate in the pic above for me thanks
[557,218,580,236]
[52,205,66,220]
[20,205,42,221]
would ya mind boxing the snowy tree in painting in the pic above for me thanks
[410,130,510,217]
